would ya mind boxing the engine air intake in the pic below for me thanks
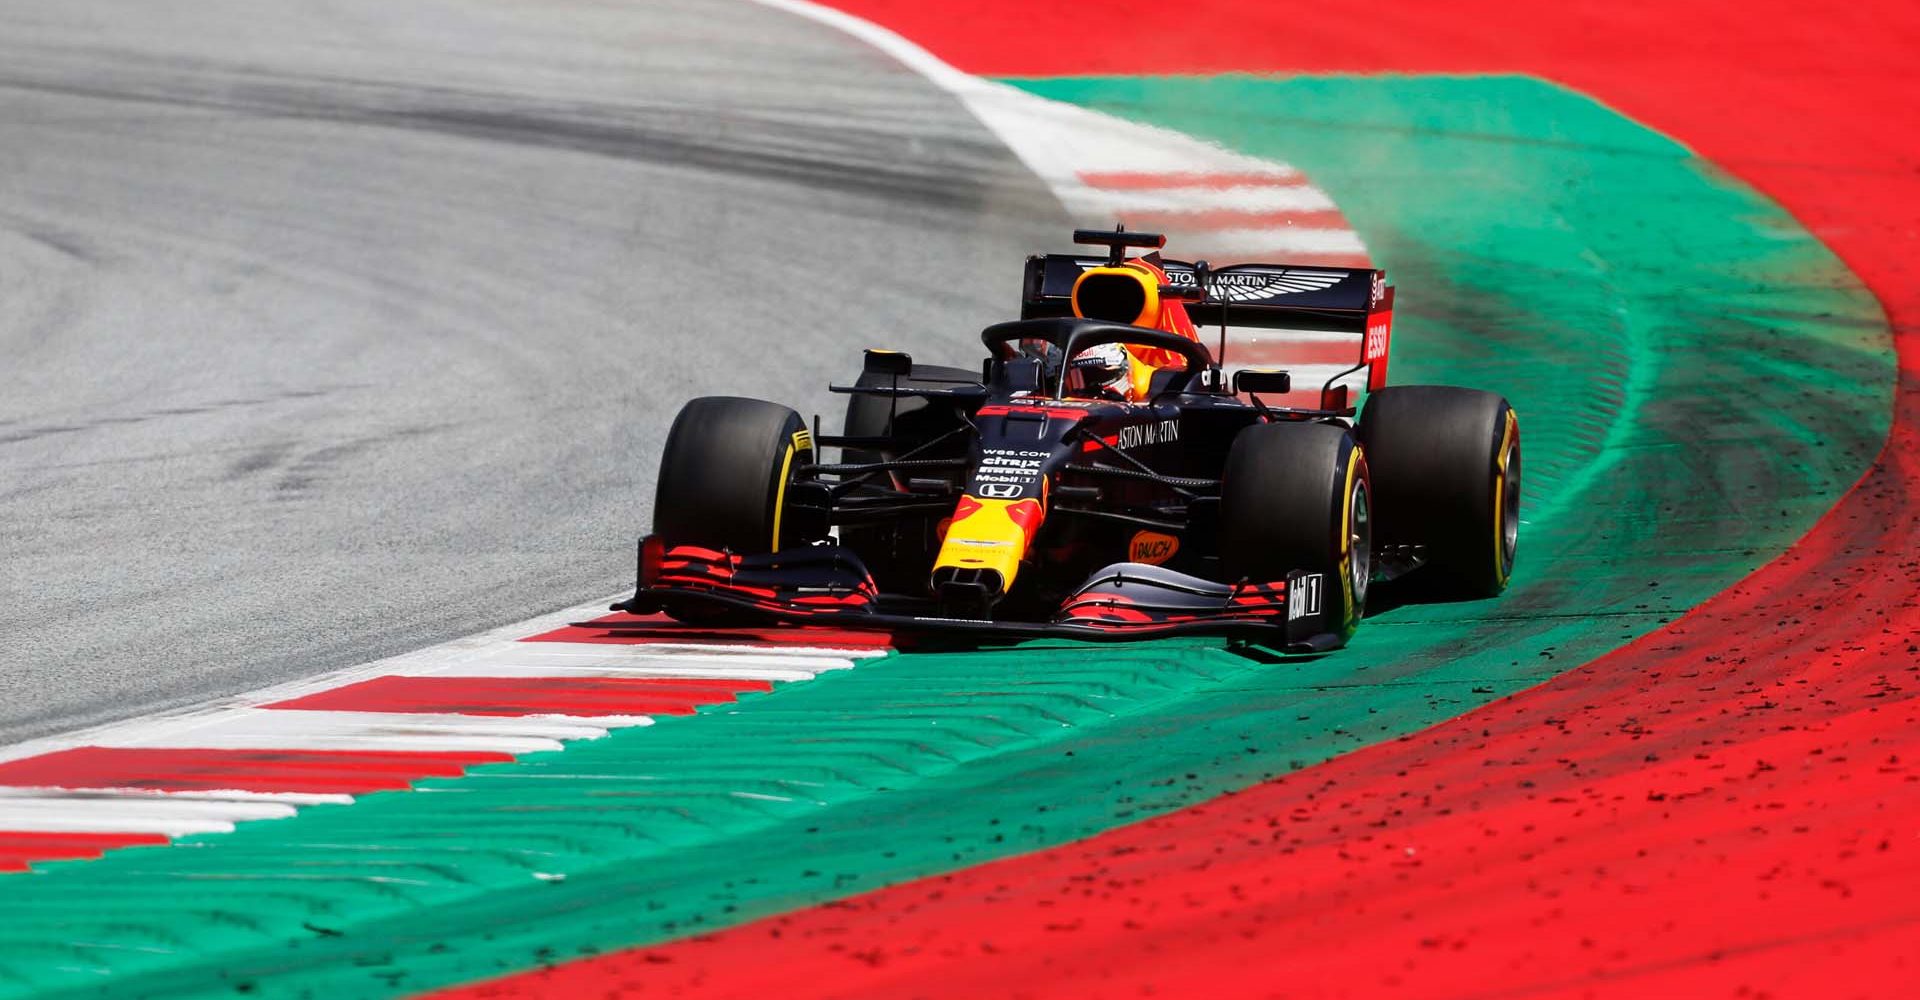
[1071,267,1158,327]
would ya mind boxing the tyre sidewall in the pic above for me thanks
[1220,422,1370,634]
[1359,386,1518,597]
[653,396,812,554]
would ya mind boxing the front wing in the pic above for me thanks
[615,539,1349,652]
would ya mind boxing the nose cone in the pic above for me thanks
[930,495,1044,612]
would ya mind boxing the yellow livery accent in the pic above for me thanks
[769,429,812,551]
[1337,443,1362,622]
[1071,265,1161,328]
[932,495,1044,593]
[1123,346,1156,400]
[1128,530,1180,565]
[1492,409,1518,586]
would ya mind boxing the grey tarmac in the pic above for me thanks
[0,0,1062,742]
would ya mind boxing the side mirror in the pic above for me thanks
[1233,368,1292,395]
[863,349,913,377]
[988,356,1044,394]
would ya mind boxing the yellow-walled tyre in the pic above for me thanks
[1358,386,1520,598]
[653,396,812,555]
[1220,421,1371,636]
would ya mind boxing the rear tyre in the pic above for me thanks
[653,396,812,554]
[1358,385,1519,598]
[1220,421,1371,635]
[838,363,976,593]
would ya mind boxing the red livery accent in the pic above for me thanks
[1058,603,1156,624]
[622,544,883,625]
[1056,578,1289,628]
[1364,283,1394,391]
[1004,497,1045,543]
[976,403,1092,421]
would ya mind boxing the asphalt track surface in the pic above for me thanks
[0,0,1062,743]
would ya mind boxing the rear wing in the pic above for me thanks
[1020,254,1396,391]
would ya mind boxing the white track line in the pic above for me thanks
[0,793,298,835]
[0,815,235,837]
[490,644,865,668]
[1162,226,1369,256]
[1080,185,1339,215]
[85,709,621,754]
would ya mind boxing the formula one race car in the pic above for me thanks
[618,229,1519,650]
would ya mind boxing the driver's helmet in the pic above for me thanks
[1067,342,1132,399]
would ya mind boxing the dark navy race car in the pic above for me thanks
[619,229,1519,650]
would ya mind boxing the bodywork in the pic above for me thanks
[623,241,1400,649]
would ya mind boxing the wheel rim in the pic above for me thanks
[1349,477,1372,609]
[1499,438,1521,575]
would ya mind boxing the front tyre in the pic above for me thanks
[653,396,813,554]
[1220,421,1371,635]
[1358,385,1520,598]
